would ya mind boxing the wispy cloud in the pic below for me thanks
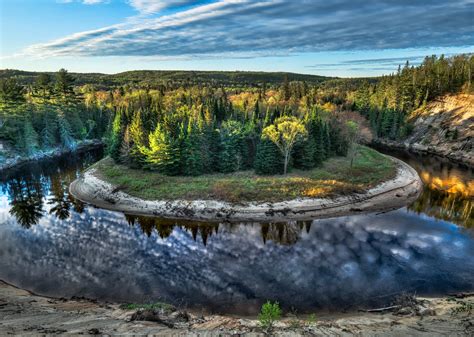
[57,0,109,4]
[128,0,205,14]
[305,52,474,73]
[27,0,474,59]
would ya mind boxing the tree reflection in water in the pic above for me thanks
[0,148,101,228]
[7,178,44,228]
[125,214,314,246]
[1,146,472,232]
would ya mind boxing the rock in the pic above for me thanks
[88,328,101,335]
[395,307,413,316]
[418,307,436,317]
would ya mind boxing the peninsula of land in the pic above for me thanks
[70,148,422,221]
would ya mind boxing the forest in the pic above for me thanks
[352,54,473,139]
[0,53,472,176]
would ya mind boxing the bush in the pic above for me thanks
[258,301,282,330]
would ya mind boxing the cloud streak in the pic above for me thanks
[128,0,204,14]
[27,0,474,59]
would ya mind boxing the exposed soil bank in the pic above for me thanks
[70,156,422,222]
[373,94,473,168]
[0,140,104,172]
[1,280,473,336]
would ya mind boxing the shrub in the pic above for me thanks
[307,313,317,325]
[258,301,282,330]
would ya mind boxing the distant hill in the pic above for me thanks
[0,69,335,88]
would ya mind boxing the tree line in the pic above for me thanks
[2,53,471,175]
[352,54,473,140]
[108,86,352,176]
[0,69,110,156]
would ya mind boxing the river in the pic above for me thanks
[0,148,472,315]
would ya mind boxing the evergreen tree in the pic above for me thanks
[0,78,24,105]
[34,73,52,102]
[54,68,75,101]
[40,110,58,149]
[254,139,283,175]
[217,121,243,173]
[292,137,316,170]
[22,119,39,156]
[120,126,131,164]
[109,109,125,161]
[56,112,76,149]
[129,109,147,166]
[183,120,204,176]
[145,123,183,175]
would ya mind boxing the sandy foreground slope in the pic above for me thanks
[0,281,473,336]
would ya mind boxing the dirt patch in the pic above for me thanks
[1,281,473,336]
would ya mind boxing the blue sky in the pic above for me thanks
[0,0,472,77]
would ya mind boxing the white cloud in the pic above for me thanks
[57,0,109,4]
[128,0,202,14]
[30,0,474,59]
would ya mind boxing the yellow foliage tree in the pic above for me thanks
[262,116,307,175]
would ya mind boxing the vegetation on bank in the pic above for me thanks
[0,69,110,158]
[352,54,473,140]
[1,53,471,171]
[92,145,395,203]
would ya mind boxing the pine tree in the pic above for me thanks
[145,123,183,175]
[57,112,76,149]
[40,111,57,149]
[109,109,125,161]
[54,68,75,101]
[129,109,147,166]
[254,139,283,175]
[217,121,243,173]
[120,126,131,164]
[183,120,204,176]
[34,73,52,102]
[22,119,39,156]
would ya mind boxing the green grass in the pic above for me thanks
[92,145,396,203]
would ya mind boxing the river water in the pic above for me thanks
[0,148,472,315]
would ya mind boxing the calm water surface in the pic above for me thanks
[0,148,473,314]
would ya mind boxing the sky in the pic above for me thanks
[0,0,473,77]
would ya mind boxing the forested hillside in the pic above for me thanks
[352,54,473,140]
[0,68,354,175]
[0,69,109,159]
[1,53,472,172]
[0,69,332,89]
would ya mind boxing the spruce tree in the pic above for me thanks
[145,123,183,175]
[109,110,125,161]
[129,109,147,166]
[254,139,283,175]
[22,119,39,156]
[183,120,204,176]
[41,111,57,149]
[54,68,75,101]
[217,121,243,173]
[56,112,75,149]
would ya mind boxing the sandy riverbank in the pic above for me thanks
[70,156,422,222]
[1,280,472,336]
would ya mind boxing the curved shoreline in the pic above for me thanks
[70,155,423,222]
[2,280,472,336]
[0,140,103,173]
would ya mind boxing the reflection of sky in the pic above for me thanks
[0,204,473,315]
[0,149,473,314]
